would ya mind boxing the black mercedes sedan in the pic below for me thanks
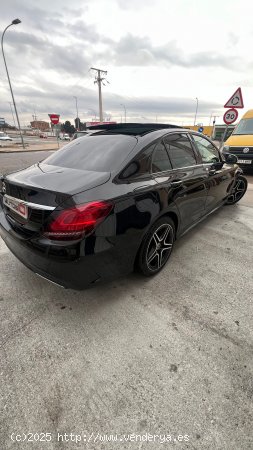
[0,124,247,289]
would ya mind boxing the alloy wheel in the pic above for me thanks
[227,177,247,204]
[146,223,173,272]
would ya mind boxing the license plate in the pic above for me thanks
[3,195,28,219]
[237,159,252,164]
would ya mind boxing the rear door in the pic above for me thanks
[152,133,207,232]
[190,134,235,212]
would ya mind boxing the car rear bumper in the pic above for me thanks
[0,210,134,290]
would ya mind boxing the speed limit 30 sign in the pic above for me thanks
[223,108,238,125]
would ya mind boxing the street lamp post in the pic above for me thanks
[1,19,25,149]
[212,116,219,140]
[8,102,16,128]
[73,96,80,130]
[120,103,126,123]
[209,111,214,126]
[194,97,198,126]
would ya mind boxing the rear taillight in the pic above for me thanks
[44,201,113,240]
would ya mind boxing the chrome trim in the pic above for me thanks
[3,194,55,211]
[35,272,64,288]
[152,163,204,175]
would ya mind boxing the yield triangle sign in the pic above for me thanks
[224,87,244,108]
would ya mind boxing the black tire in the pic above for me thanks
[137,217,175,277]
[226,175,248,205]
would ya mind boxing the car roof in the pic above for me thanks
[86,122,183,136]
[83,124,213,155]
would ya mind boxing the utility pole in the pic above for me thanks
[120,103,126,123]
[212,116,217,140]
[90,67,107,123]
[73,96,80,129]
[33,107,37,121]
[32,109,37,122]
[194,97,199,126]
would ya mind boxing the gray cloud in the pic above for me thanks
[115,0,153,10]
[66,20,113,44]
[1,4,239,82]
[107,95,221,117]
[227,32,239,48]
[111,34,238,69]
[1,30,90,75]
[1,2,62,33]
[0,0,239,123]
[0,77,221,125]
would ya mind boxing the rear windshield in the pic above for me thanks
[233,118,253,135]
[44,134,137,172]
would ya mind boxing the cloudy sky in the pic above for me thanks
[0,0,252,127]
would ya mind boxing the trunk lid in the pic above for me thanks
[0,163,110,239]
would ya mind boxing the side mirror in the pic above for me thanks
[224,153,238,164]
[211,161,224,170]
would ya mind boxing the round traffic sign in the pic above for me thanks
[223,108,238,125]
[48,114,60,125]
[198,126,204,132]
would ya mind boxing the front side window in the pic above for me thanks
[163,133,197,169]
[191,135,220,164]
[152,142,172,173]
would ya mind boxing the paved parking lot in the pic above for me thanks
[0,153,252,449]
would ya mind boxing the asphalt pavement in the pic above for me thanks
[0,151,54,174]
[0,152,253,450]
[0,136,66,153]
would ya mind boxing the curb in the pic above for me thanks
[0,147,58,154]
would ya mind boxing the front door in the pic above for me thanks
[152,133,207,232]
[190,134,234,212]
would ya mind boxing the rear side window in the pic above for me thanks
[191,135,220,163]
[152,142,172,173]
[44,134,137,172]
[163,134,197,169]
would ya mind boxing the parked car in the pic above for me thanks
[0,132,12,141]
[60,133,70,141]
[72,131,94,140]
[222,109,253,169]
[40,133,47,139]
[0,123,247,290]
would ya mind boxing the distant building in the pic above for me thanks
[30,120,50,131]
[185,124,236,140]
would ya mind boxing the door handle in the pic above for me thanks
[205,166,217,176]
[170,180,182,186]
[133,185,150,192]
